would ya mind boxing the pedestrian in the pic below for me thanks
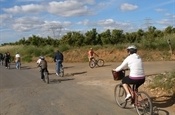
[4,52,11,68]
[0,53,4,65]
[15,52,21,69]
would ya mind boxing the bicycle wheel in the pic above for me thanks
[59,67,64,77]
[135,91,153,115]
[8,63,10,69]
[44,71,49,84]
[114,84,127,108]
[97,59,104,67]
[89,60,96,68]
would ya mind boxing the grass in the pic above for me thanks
[148,70,175,94]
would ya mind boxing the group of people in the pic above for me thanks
[35,45,146,100]
[0,52,21,69]
[37,50,64,81]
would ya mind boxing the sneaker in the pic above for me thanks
[125,94,131,100]
[56,73,59,76]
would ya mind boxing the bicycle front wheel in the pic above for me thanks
[114,84,127,108]
[89,60,96,68]
[97,59,104,67]
[44,71,49,84]
[135,91,153,115]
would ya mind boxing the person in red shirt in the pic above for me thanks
[88,48,98,61]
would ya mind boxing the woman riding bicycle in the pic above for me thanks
[113,45,145,100]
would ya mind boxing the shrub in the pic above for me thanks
[22,55,32,62]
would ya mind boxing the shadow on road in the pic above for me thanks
[150,93,175,115]
[71,71,87,76]
[151,94,175,108]
[49,78,74,84]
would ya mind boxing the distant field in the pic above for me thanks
[0,45,174,63]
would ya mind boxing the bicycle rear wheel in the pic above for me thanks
[135,91,153,115]
[44,71,49,84]
[114,84,127,108]
[89,60,96,68]
[59,67,64,77]
[97,59,104,67]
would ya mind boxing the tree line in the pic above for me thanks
[2,26,175,48]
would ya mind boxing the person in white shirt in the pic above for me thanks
[113,45,145,100]
[15,52,21,69]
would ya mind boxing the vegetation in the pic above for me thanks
[1,26,175,50]
[148,71,175,94]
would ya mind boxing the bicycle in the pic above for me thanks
[59,64,64,77]
[113,70,153,115]
[43,69,49,84]
[89,57,104,68]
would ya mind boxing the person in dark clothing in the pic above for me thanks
[4,52,11,68]
[54,50,64,76]
[38,56,48,81]
[0,53,4,65]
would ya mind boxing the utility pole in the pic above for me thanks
[144,18,152,30]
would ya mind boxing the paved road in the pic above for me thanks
[0,61,175,115]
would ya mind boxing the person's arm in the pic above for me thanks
[114,58,128,72]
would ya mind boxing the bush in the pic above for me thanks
[149,70,175,94]
[22,55,32,62]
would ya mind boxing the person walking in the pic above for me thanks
[0,53,4,65]
[4,52,11,68]
[54,50,64,76]
[15,52,21,69]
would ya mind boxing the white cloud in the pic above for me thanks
[120,3,138,11]
[77,19,89,26]
[13,17,44,31]
[3,4,45,14]
[97,19,133,31]
[48,1,90,17]
[0,14,12,23]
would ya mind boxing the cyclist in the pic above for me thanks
[37,56,48,81]
[113,45,145,100]
[88,48,98,62]
[37,56,49,74]
[4,52,11,68]
[15,52,21,69]
[54,50,64,76]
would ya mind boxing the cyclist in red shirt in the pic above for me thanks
[88,48,98,61]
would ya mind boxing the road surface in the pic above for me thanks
[0,61,175,115]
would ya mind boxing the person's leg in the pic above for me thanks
[41,69,44,79]
[136,78,145,89]
[55,61,59,75]
[5,59,7,67]
[122,76,132,100]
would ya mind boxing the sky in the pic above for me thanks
[0,0,175,44]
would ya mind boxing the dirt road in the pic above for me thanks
[0,61,175,115]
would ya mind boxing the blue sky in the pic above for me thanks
[0,0,175,44]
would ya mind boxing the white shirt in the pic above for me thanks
[115,53,145,78]
[37,59,41,64]
[15,54,20,58]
